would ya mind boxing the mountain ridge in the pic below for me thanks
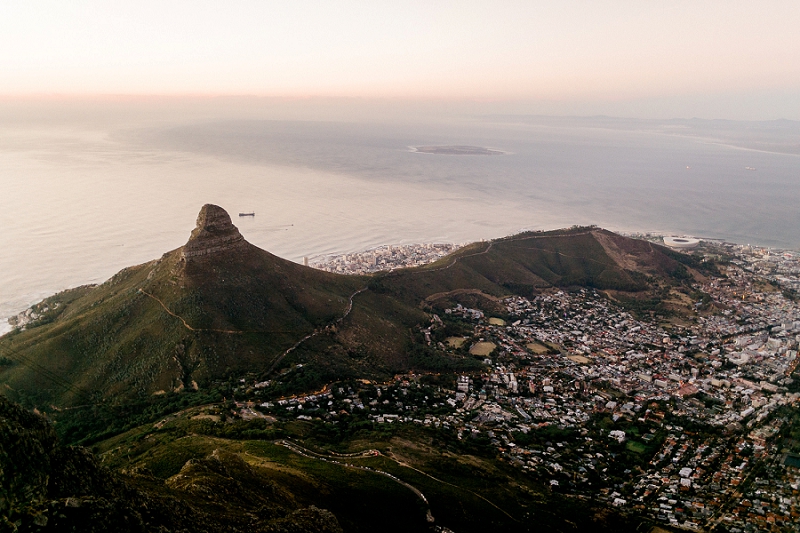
[0,205,705,409]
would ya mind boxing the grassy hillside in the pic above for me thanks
[89,402,660,533]
[0,395,343,533]
[2,392,675,533]
[374,227,690,303]
[0,208,704,411]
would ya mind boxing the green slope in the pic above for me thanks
[0,395,344,533]
[373,227,689,303]
[0,205,365,407]
[2,393,674,533]
[0,208,701,409]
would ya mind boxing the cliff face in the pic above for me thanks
[181,204,246,261]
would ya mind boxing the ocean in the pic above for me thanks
[2,110,799,333]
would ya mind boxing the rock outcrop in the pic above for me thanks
[181,204,246,261]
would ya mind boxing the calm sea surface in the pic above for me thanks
[2,115,799,333]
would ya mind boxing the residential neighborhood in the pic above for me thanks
[311,243,463,274]
[242,240,800,532]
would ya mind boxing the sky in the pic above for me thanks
[2,1,800,119]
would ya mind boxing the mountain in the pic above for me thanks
[0,207,702,533]
[372,225,697,305]
[0,205,367,407]
[0,205,706,409]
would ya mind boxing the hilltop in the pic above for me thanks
[0,205,707,409]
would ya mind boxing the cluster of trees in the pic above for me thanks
[192,417,286,441]
[55,388,226,446]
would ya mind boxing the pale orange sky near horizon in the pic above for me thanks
[2,1,800,119]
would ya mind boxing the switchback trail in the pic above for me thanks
[385,450,520,522]
[139,284,365,333]
[413,241,494,273]
[139,285,369,376]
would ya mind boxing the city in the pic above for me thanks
[241,240,800,532]
[311,243,464,274]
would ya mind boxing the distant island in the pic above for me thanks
[412,145,506,155]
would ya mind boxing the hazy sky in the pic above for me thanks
[2,1,800,119]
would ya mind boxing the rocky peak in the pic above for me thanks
[181,204,246,261]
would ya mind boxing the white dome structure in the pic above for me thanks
[663,236,700,249]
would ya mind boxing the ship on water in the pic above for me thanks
[239,212,255,217]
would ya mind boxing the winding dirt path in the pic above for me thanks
[276,439,434,522]
[139,288,246,334]
[264,286,368,374]
[385,451,520,522]
[139,285,369,377]
[277,439,519,524]
[412,241,495,273]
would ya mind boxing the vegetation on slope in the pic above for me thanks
[1,395,343,533]
[1,391,674,533]
[0,212,708,415]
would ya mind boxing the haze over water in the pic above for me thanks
[2,111,799,333]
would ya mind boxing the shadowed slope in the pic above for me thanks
[0,395,343,533]
[0,210,702,408]
[0,205,364,405]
